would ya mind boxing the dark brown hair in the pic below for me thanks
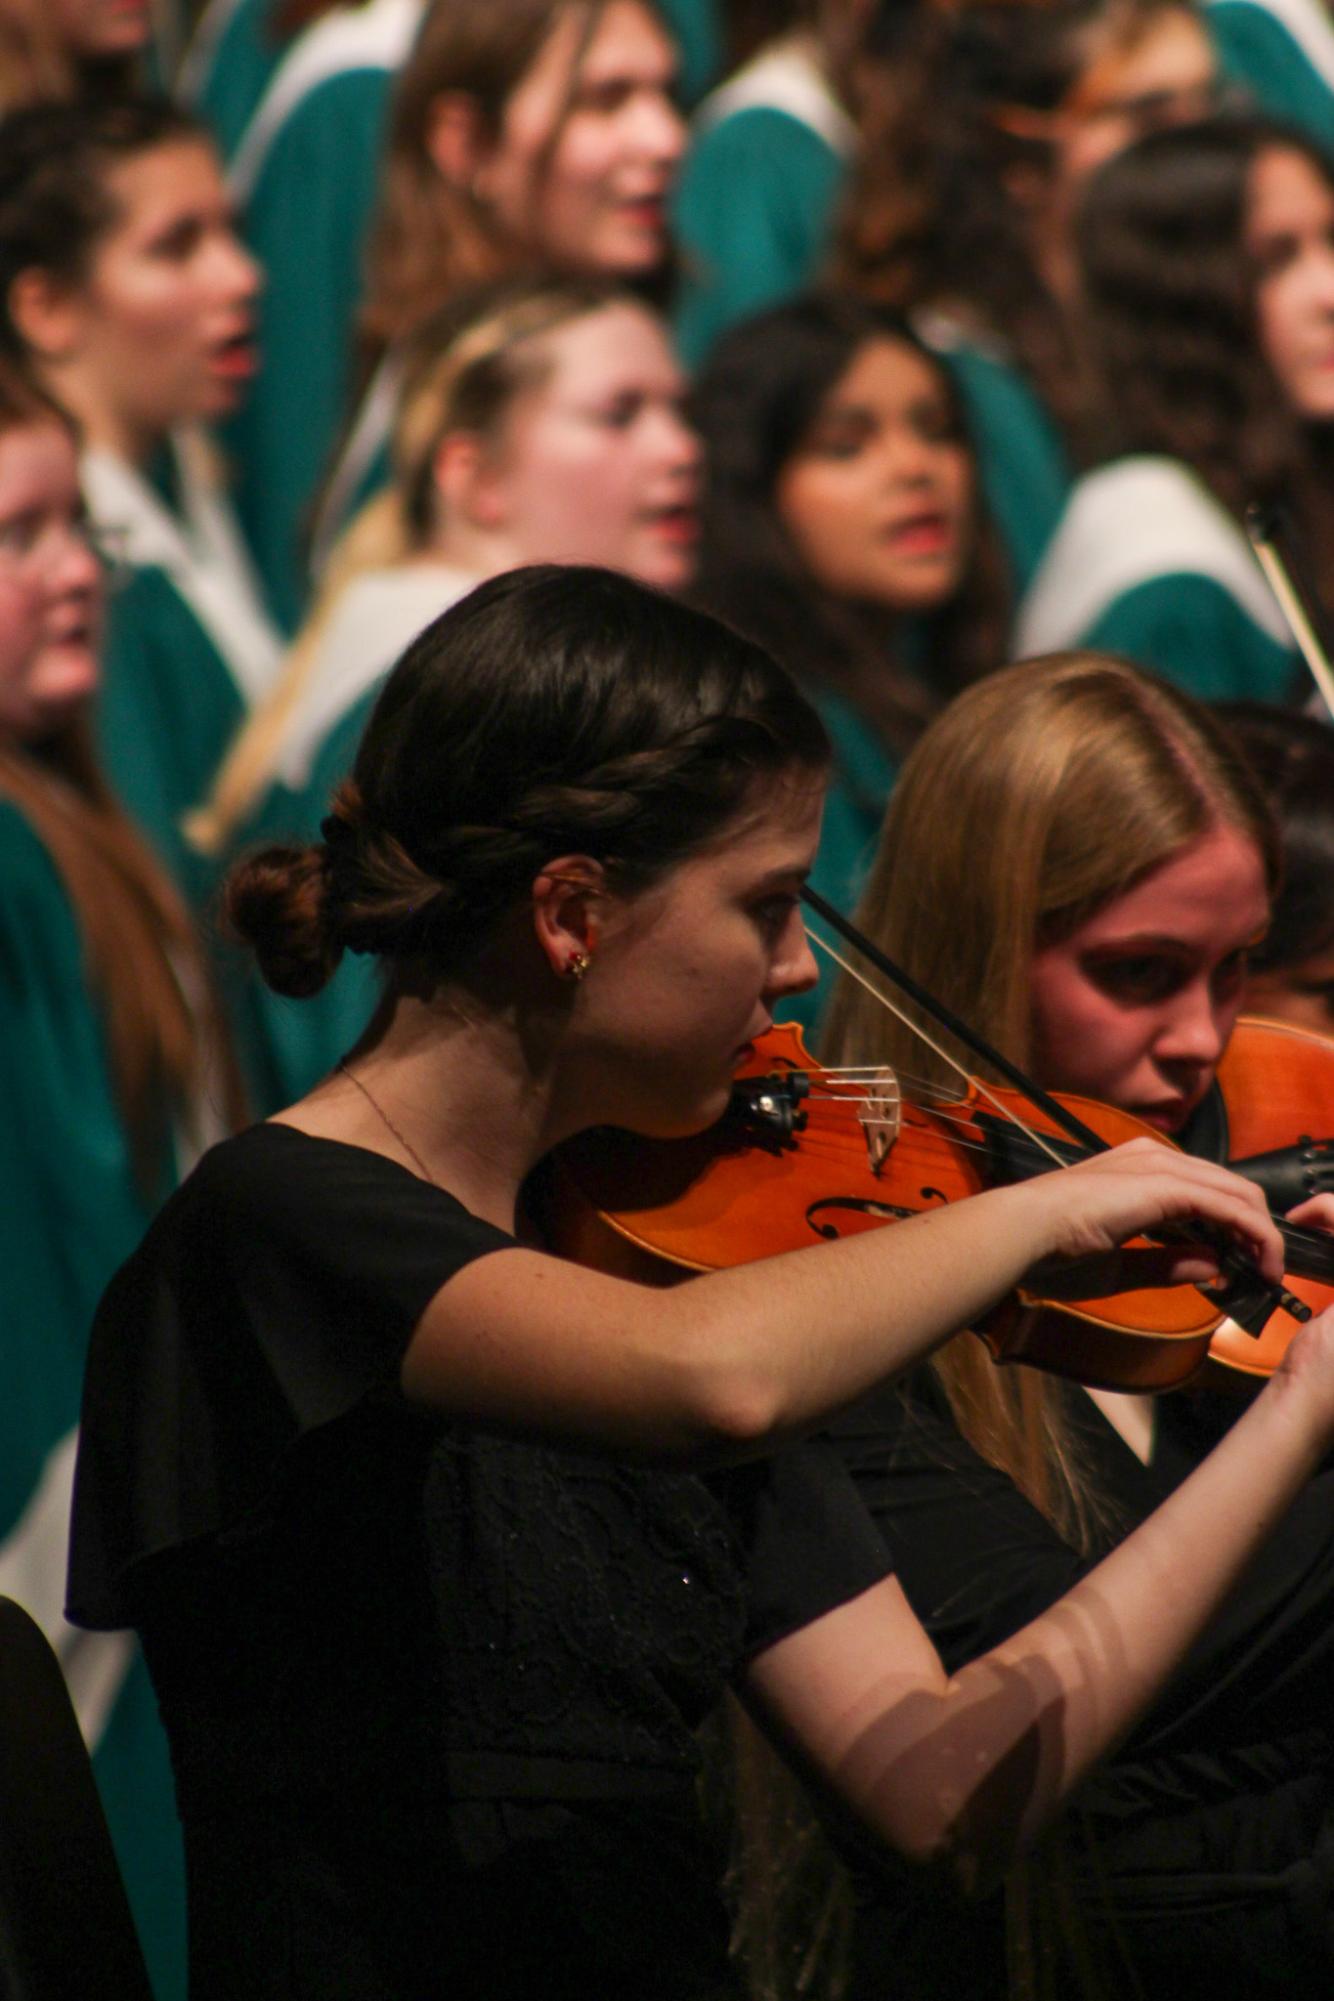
[1219,700,1334,971]
[690,293,1008,758]
[0,95,206,363]
[1075,112,1334,516]
[227,563,830,997]
[830,0,1198,454]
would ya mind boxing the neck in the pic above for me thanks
[40,365,161,470]
[292,982,577,1232]
[426,518,523,579]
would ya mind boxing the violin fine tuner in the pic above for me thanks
[730,1068,810,1140]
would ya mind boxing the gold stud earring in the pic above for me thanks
[565,950,592,982]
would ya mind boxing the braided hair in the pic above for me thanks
[227,565,830,997]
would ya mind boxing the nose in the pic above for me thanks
[1156,979,1229,1073]
[212,228,262,305]
[53,517,101,594]
[633,87,686,170]
[1310,244,1334,312]
[882,425,943,489]
[766,906,820,1001]
[652,399,701,475]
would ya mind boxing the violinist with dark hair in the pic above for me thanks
[66,572,1334,2000]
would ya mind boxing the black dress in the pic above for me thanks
[823,1371,1334,1998]
[67,1125,892,2001]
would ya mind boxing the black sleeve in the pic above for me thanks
[68,1125,518,1628]
[826,1368,1334,1758]
[716,1442,896,1662]
[823,1370,1091,1673]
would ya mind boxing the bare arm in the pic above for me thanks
[401,1139,1283,1455]
[743,1320,1334,1896]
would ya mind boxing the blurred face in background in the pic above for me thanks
[470,0,684,277]
[775,335,974,614]
[25,136,260,462]
[1247,143,1334,423]
[1054,6,1217,192]
[1006,5,1218,292]
[466,299,700,588]
[0,420,101,742]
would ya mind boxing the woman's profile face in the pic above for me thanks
[774,337,974,614]
[567,775,823,1138]
[1028,823,1269,1132]
[0,421,101,742]
[478,300,700,588]
[57,137,260,444]
[474,0,683,277]
[1247,144,1334,423]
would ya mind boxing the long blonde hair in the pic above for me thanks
[731,653,1280,2001]
[827,652,1277,1524]
[190,276,630,854]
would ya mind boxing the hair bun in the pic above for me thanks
[224,842,343,998]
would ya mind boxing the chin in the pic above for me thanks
[600,235,668,279]
[631,1082,733,1142]
[637,548,695,593]
[29,652,99,729]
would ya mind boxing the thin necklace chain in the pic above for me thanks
[337,1058,437,1184]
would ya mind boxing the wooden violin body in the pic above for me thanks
[541,1024,1240,1393]
[543,1016,1334,1393]
[1207,1016,1334,1379]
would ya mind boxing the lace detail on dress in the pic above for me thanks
[423,1433,747,1777]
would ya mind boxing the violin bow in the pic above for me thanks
[1245,503,1334,721]
[799,883,1308,1332]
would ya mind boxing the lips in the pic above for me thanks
[616,191,669,228]
[208,330,259,381]
[1132,1099,1190,1133]
[882,510,953,556]
[643,501,698,545]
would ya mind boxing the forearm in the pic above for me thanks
[410,1142,1280,1455]
[878,1370,1326,1888]
[667,1178,1057,1442]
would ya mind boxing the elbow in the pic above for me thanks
[679,1370,787,1456]
[666,1340,789,1458]
[865,1777,1020,1904]
[884,1819,1006,1905]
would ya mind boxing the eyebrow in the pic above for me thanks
[741,857,813,888]
[1079,925,1265,955]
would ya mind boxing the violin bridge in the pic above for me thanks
[859,1068,903,1173]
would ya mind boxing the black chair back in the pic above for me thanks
[0,1595,154,1999]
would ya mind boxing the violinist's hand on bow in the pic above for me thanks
[1021,1137,1285,1300]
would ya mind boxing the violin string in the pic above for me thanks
[806,1070,970,1104]
[804,927,1071,1171]
[801,1092,1334,1281]
[796,929,1334,1301]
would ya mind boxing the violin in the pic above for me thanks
[1201,1015,1334,1378]
[539,1020,1307,1394]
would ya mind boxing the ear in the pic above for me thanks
[425,91,490,189]
[531,856,608,982]
[8,268,85,362]
[433,429,510,531]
